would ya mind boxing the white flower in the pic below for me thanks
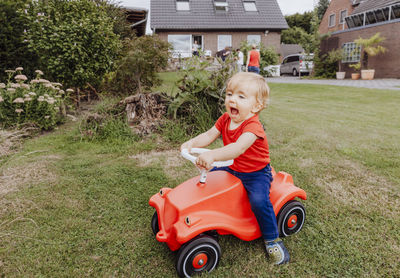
[38,79,50,84]
[5,70,15,73]
[21,84,30,89]
[59,90,65,94]
[0,83,5,89]
[15,67,23,71]
[55,95,61,98]
[35,70,44,75]
[54,107,60,111]
[66,88,74,93]
[15,109,23,113]
[24,97,32,101]
[29,92,37,96]
[11,83,21,88]
[44,94,49,98]
[30,79,40,84]
[46,99,55,104]
[7,88,16,92]
[13,97,24,103]
[38,96,45,102]
[52,82,62,87]
[0,96,3,102]
[15,74,28,81]
[45,115,50,119]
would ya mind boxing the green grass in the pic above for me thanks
[1,83,399,277]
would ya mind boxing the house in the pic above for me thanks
[319,0,400,78]
[125,7,148,37]
[150,0,288,57]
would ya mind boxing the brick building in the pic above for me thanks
[150,0,288,58]
[320,0,400,78]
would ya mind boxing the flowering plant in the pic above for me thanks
[0,67,70,130]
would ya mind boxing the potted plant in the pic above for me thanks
[349,62,361,80]
[354,33,386,80]
[328,49,346,80]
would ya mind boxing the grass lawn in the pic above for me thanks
[1,83,399,277]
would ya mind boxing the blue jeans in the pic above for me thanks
[248,66,260,74]
[212,164,279,241]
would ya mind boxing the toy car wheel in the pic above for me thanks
[277,200,305,237]
[292,68,298,76]
[151,211,159,235]
[176,235,221,278]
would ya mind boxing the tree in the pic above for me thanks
[285,12,314,34]
[316,0,330,21]
[354,33,386,70]
[281,26,312,45]
[106,35,171,96]
[25,0,122,89]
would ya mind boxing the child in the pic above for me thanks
[180,72,290,265]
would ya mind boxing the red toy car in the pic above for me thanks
[149,148,306,277]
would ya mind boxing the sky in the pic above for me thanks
[118,0,317,33]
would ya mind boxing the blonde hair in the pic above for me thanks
[226,72,270,111]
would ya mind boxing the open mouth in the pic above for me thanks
[230,107,239,115]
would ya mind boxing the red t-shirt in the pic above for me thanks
[248,50,260,67]
[215,113,270,173]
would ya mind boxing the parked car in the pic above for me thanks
[280,53,314,76]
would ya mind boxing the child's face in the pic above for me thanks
[225,83,261,124]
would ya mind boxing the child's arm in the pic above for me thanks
[180,126,221,152]
[196,132,257,170]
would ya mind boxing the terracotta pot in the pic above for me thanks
[336,72,345,80]
[361,69,375,80]
[351,73,360,80]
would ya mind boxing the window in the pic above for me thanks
[214,0,228,11]
[342,42,361,63]
[340,10,347,24]
[243,1,257,12]
[176,0,190,11]
[168,35,191,58]
[247,35,261,45]
[218,35,232,51]
[329,14,336,27]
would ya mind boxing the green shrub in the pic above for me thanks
[0,0,38,81]
[0,68,66,130]
[168,56,233,135]
[25,0,122,90]
[103,35,171,96]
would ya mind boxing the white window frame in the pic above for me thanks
[342,42,361,63]
[176,0,190,11]
[340,9,347,24]
[168,34,192,58]
[243,1,257,12]
[247,35,261,45]
[214,0,229,11]
[329,13,336,27]
[217,35,232,51]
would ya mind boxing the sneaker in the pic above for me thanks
[265,238,290,265]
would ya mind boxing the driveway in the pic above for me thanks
[266,76,400,91]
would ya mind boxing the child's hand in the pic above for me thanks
[180,140,194,152]
[196,152,215,170]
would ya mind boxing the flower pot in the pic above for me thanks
[336,72,345,80]
[361,69,375,80]
[351,73,360,80]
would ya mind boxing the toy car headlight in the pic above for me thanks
[185,216,191,226]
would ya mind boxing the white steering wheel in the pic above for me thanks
[181,148,233,183]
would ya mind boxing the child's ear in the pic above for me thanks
[252,102,263,113]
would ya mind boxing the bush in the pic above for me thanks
[0,0,38,81]
[0,68,67,130]
[103,35,171,96]
[25,0,122,90]
[168,56,234,135]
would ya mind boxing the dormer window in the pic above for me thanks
[214,0,228,12]
[243,1,257,12]
[176,0,190,11]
